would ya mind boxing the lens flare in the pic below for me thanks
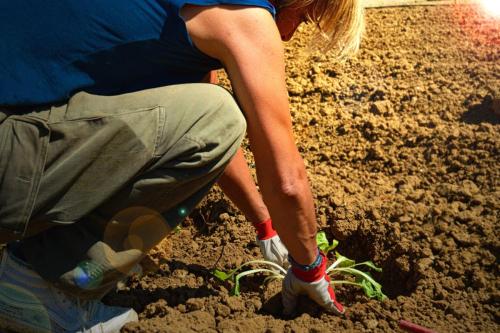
[480,0,500,18]
[177,207,188,217]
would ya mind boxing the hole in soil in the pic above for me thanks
[332,230,420,299]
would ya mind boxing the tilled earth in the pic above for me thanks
[111,5,499,332]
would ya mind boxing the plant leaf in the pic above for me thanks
[211,269,233,281]
[232,268,282,296]
[330,280,363,287]
[233,278,241,296]
[353,260,383,272]
[357,275,375,298]
[263,275,283,284]
[326,253,355,273]
[232,260,287,276]
[336,267,380,289]
[316,231,339,254]
[335,252,356,268]
[212,259,288,295]
[336,267,387,301]
[358,275,387,301]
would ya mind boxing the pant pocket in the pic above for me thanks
[33,106,165,224]
[0,116,50,241]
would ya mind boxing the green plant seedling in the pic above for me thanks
[326,252,386,301]
[212,260,286,295]
[212,233,387,301]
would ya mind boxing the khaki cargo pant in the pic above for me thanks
[0,84,246,298]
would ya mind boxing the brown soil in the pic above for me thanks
[108,5,499,333]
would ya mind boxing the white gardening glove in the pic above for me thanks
[253,219,289,269]
[257,234,289,269]
[282,251,345,316]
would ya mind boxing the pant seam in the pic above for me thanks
[153,106,166,158]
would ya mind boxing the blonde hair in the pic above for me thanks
[279,0,364,57]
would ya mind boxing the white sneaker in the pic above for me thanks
[0,249,138,332]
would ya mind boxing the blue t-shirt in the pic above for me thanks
[0,0,275,106]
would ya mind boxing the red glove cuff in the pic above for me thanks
[291,252,327,283]
[253,218,277,240]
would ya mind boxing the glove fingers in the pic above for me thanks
[325,278,345,315]
[309,277,344,315]
[258,236,289,269]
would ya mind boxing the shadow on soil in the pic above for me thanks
[461,96,499,124]
[103,260,218,313]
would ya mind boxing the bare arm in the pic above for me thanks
[183,5,317,264]
[201,71,271,225]
[217,147,270,224]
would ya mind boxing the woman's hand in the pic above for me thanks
[282,252,345,316]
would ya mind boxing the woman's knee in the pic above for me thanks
[196,85,246,164]
[207,85,247,145]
